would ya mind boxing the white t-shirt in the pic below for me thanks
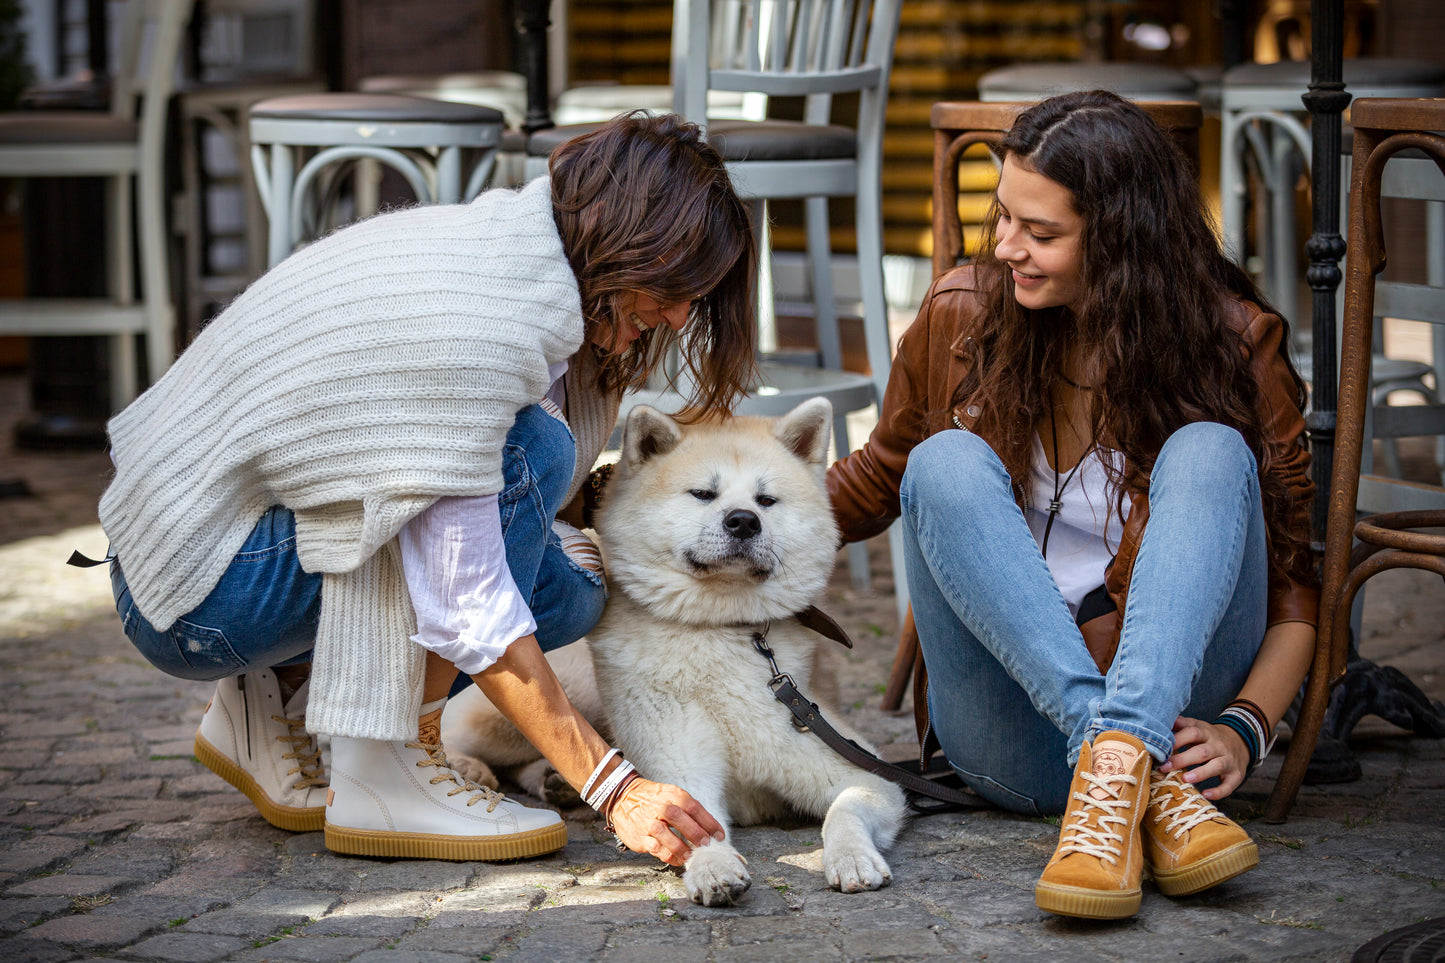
[1024,434,1130,618]
[397,360,571,676]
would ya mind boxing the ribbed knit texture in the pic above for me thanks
[100,177,621,740]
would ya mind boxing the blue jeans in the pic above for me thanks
[112,404,606,683]
[899,422,1267,815]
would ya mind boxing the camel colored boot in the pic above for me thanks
[1035,730,1151,919]
[1143,769,1259,896]
[193,670,328,832]
[324,700,568,861]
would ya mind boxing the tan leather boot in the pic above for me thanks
[1143,768,1258,896]
[1035,730,1150,919]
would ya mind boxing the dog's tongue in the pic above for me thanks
[1087,737,1141,800]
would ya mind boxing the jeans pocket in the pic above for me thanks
[952,764,1046,817]
[169,619,247,680]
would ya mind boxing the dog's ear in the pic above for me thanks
[773,397,833,467]
[621,405,685,470]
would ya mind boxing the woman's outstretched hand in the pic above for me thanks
[1157,715,1250,801]
[605,777,725,867]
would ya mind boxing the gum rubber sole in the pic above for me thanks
[194,733,325,833]
[1034,881,1142,920]
[1152,839,1259,897]
[323,821,570,861]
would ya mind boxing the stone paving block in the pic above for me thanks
[0,934,82,962]
[235,886,341,918]
[794,889,950,930]
[430,884,543,920]
[606,919,711,947]
[722,915,838,944]
[347,950,475,963]
[306,912,417,939]
[17,912,162,951]
[716,940,844,963]
[0,812,69,832]
[353,862,474,893]
[388,925,513,956]
[281,831,329,856]
[528,888,662,926]
[14,766,103,787]
[180,910,316,938]
[230,934,386,961]
[602,945,710,962]
[840,927,948,960]
[90,778,164,800]
[117,931,254,962]
[51,748,138,767]
[137,873,256,907]
[0,896,71,934]
[4,874,133,898]
[0,835,86,875]
[505,921,610,963]
[670,880,792,920]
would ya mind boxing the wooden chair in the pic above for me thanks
[1265,97,1445,822]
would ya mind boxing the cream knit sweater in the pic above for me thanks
[100,178,621,739]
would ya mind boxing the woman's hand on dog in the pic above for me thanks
[608,778,725,866]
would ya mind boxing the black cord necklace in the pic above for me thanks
[1041,404,1092,559]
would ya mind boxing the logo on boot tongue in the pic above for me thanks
[418,718,442,746]
[1089,739,1140,800]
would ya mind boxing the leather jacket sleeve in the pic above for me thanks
[827,269,980,542]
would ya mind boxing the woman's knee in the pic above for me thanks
[901,430,1007,514]
[1155,422,1256,485]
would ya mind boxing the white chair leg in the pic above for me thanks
[138,143,175,385]
[805,195,842,370]
[107,174,137,407]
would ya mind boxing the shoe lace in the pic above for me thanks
[408,739,507,813]
[1057,769,1140,865]
[272,715,328,789]
[1151,771,1224,839]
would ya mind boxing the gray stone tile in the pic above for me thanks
[116,931,253,962]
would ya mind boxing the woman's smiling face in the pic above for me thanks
[992,154,1086,315]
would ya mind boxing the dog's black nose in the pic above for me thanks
[723,509,761,540]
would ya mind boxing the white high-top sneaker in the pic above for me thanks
[324,701,568,861]
[194,670,328,831]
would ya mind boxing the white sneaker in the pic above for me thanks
[194,670,328,831]
[324,707,568,861]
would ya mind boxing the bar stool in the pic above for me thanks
[1219,58,1445,326]
[977,62,1199,104]
[248,93,505,266]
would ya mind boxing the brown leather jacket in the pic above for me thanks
[828,267,1318,732]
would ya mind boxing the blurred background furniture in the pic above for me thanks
[1268,96,1445,821]
[976,61,1199,104]
[247,91,504,266]
[1220,56,1445,328]
[0,0,193,408]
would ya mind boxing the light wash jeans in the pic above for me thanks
[899,422,1267,815]
[111,403,605,684]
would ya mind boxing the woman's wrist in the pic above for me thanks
[1213,700,1275,774]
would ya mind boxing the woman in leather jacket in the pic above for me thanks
[827,91,1317,919]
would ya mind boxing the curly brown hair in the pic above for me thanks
[549,111,757,418]
[956,90,1313,585]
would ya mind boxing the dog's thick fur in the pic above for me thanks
[443,399,907,904]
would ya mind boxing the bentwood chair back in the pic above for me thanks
[1266,97,1445,822]
[0,0,194,407]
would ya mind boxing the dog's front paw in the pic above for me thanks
[445,751,499,790]
[683,842,751,906]
[824,844,892,894]
[514,759,582,807]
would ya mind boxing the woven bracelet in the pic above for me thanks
[1215,707,1264,773]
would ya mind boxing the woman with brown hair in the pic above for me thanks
[100,112,752,864]
[828,91,1316,918]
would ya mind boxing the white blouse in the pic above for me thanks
[397,361,571,676]
[1024,434,1130,618]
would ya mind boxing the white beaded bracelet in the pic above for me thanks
[587,760,636,812]
[581,748,622,801]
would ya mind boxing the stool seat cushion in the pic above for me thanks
[979,62,1197,98]
[250,92,504,126]
[0,111,137,144]
[526,120,856,161]
[1224,57,1445,90]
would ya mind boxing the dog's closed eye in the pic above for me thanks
[689,488,716,502]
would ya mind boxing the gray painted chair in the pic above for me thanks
[0,0,194,407]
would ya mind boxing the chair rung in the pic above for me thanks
[0,299,148,334]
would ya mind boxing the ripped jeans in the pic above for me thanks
[111,403,605,682]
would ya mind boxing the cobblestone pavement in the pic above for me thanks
[2,370,1444,962]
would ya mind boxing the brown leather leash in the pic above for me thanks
[755,609,988,814]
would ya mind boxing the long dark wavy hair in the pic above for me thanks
[550,111,757,417]
[958,90,1312,582]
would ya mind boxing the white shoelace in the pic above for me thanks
[410,740,507,812]
[1057,769,1140,865]
[1150,771,1224,839]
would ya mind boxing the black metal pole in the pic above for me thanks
[514,0,554,134]
[1303,0,1349,551]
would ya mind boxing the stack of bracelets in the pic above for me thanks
[1212,698,1276,775]
[582,748,641,836]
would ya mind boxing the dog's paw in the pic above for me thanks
[824,845,892,894]
[446,751,500,790]
[683,843,751,907]
[514,759,582,807]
